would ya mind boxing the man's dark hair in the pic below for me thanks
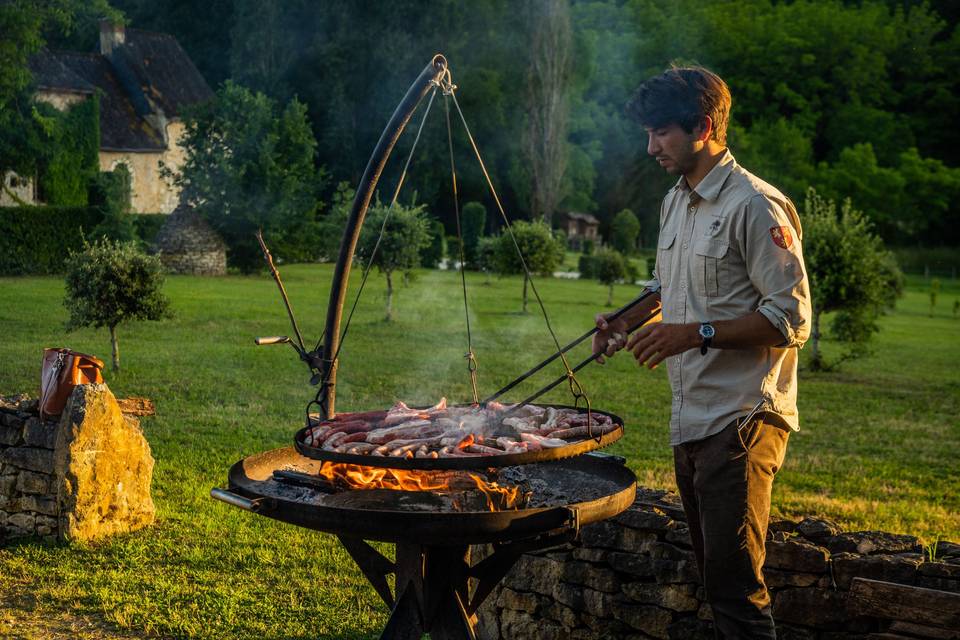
[627,66,731,146]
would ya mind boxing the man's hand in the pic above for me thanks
[626,322,699,369]
[592,313,629,364]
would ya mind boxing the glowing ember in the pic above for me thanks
[316,462,525,511]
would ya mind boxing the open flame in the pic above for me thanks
[316,462,525,512]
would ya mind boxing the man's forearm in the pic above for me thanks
[710,311,786,349]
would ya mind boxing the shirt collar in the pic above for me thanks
[673,150,736,203]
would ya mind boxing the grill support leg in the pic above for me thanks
[378,543,476,640]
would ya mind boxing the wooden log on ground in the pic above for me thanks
[849,577,960,629]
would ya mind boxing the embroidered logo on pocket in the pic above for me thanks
[769,225,793,249]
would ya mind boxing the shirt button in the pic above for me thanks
[682,243,688,250]
[688,206,695,213]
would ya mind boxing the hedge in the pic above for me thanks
[0,206,104,275]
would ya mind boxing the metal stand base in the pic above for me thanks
[338,526,579,640]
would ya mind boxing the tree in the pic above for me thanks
[594,248,627,306]
[461,201,487,269]
[609,209,640,255]
[523,0,573,225]
[355,200,432,321]
[89,163,136,242]
[802,188,900,371]
[63,239,171,372]
[420,218,445,269]
[169,81,326,271]
[492,220,565,312]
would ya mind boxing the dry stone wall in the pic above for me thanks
[0,384,156,543]
[0,394,58,540]
[479,487,960,640]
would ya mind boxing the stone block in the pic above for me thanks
[763,567,822,588]
[499,608,567,640]
[622,582,698,612]
[831,553,921,590]
[664,526,692,548]
[16,471,49,494]
[796,516,841,540]
[572,547,610,564]
[17,495,57,516]
[0,423,21,446]
[916,575,960,593]
[496,587,540,614]
[580,520,658,552]
[764,538,830,573]
[23,417,56,449]
[541,600,579,628]
[771,587,849,627]
[615,506,675,532]
[697,602,713,621]
[608,551,656,577]
[918,561,960,579]
[552,582,623,618]
[6,512,35,534]
[768,517,799,535]
[616,603,673,639]
[35,515,57,536]
[562,561,621,593]
[54,384,156,541]
[505,554,562,593]
[825,531,920,555]
[0,446,54,473]
[0,474,15,495]
[579,611,629,634]
[654,557,700,584]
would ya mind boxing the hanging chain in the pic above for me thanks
[441,72,480,404]
[306,87,439,422]
[447,90,591,413]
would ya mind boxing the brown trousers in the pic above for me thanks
[673,416,789,640]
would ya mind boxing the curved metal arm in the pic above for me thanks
[320,54,448,418]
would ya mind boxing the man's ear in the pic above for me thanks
[694,116,714,143]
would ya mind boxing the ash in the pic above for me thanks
[495,464,622,508]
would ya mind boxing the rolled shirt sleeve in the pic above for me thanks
[743,194,812,348]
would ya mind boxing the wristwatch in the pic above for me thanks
[699,322,715,355]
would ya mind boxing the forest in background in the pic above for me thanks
[11,0,960,249]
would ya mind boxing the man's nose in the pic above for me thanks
[647,135,659,156]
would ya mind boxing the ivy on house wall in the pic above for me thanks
[35,94,100,206]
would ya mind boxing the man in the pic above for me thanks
[593,66,811,639]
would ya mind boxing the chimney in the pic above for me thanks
[99,19,125,56]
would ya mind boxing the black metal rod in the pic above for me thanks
[508,309,660,410]
[483,290,656,404]
[321,55,448,419]
[256,230,307,354]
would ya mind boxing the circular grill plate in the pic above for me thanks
[294,403,624,470]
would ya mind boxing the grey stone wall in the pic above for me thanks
[0,394,59,541]
[479,487,960,639]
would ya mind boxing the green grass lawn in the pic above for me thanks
[0,266,958,639]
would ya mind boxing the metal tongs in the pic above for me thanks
[253,230,326,385]
[487,290,661,412]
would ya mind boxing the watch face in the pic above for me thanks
[700,323,715,339]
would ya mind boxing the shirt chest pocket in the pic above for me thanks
[656,231,677,288]
[693,238,729,297]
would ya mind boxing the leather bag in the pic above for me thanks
[40,348,104,420]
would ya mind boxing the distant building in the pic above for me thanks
[562,211,601,248]
[1,20,213,213]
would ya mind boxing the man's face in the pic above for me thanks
[645,123,700,176]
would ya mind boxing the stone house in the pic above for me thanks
[562,211,601,248]
[0,20,213,213]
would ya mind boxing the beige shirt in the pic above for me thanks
[647,151,811,445]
